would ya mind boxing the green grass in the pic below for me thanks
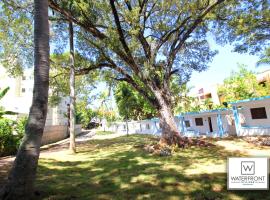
[95,130,115,135]
[36,134,270,200]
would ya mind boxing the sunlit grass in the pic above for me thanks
[36,134,270,200]
[95,130,115,135]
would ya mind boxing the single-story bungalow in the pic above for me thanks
[105,96,270,137]
[178,108,236,137]
[229,95,270,136]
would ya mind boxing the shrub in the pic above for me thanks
[0,118,17,156]
[0,117,26,157]
[15,116,28,138]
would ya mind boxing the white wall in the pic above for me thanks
[183,112,232,135]
[238,99,270,127]
[0,66,68,126]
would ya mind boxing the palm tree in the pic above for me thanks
[0,87,17,118]
[1,0,50,199]
[69,21,76,153]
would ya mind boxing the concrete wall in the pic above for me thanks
[238,99,270,127]
[41,124,82,145]
[235,98,270,136]
[41,125,68,145]
[183,111,232,136]
[106,120,161,135]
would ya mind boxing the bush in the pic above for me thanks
[0,117,26,157]
[0,118,17,156]
[15,116,28,138]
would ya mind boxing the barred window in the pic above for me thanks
[250,107,267,119]
[195,118,203,126]
[185,120,190,127]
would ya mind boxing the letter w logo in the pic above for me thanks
[241,161,255,175]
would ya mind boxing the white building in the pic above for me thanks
[180,109,236,137]
[229,96,270,136]
[0,66,68,126]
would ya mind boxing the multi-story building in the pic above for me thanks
[0,66,68,126]
[190,69,270,107]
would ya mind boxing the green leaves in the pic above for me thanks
[0,0,33,76]
[0,87,10,100]
[0,87,18,118]
[256,48,270,67]
[218,65,270,102]
[114,82,156,120]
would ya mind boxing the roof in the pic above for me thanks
[228,95,270,105]
[178,108,230,117]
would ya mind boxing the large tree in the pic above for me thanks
[1,0,50,199]
[48,0,226,145]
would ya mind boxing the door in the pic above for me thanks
[208,117,213,132]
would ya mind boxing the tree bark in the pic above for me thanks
[1,0,50,199]
[69,21,76,153]
[151,87,182,145]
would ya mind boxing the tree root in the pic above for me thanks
[144,136,214,156]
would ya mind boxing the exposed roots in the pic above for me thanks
[243,136,270,146]
[144,135,214,156]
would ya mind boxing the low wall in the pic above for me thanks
[239,126,270,136]
[75,124,82,135]
[41,125,68,145]
[41,124,82,145]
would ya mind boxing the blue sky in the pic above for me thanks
[188,40,269,88]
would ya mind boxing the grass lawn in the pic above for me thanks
[36,134,270,200]
[95,130,115,135]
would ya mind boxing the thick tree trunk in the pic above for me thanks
[152,88,182,145]
[158,101,182,145]
[1,1,50,199]
[69,21,76,153]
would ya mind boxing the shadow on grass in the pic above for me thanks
[36,134,270,200]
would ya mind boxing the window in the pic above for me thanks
[250,107,267,119]
[146,124,150,129]
[195,118,203,126]
[22,76,26,80]
[184,120,190,127]
[21,88,25,93]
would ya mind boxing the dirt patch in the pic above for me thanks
[143,137,215,156]
[0,156,14,189]
[243,136,270,146]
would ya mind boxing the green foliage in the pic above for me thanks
[212,0,269,55]
[0,115,26,156]
[0,0,33,75]
[257,48,270,67]
[218,65,270,102]
[15,116,28,138]
[95,130,114,135]
[114,82,156,120]
[76,100,97,128]
[0,118,18,156]
[0,87,17,118]
[49,52,100,107]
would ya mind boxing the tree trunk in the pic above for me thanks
[69,21,76,153]
[125,120,129,136]
[1,0,50,199]
[152,88,182,145]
